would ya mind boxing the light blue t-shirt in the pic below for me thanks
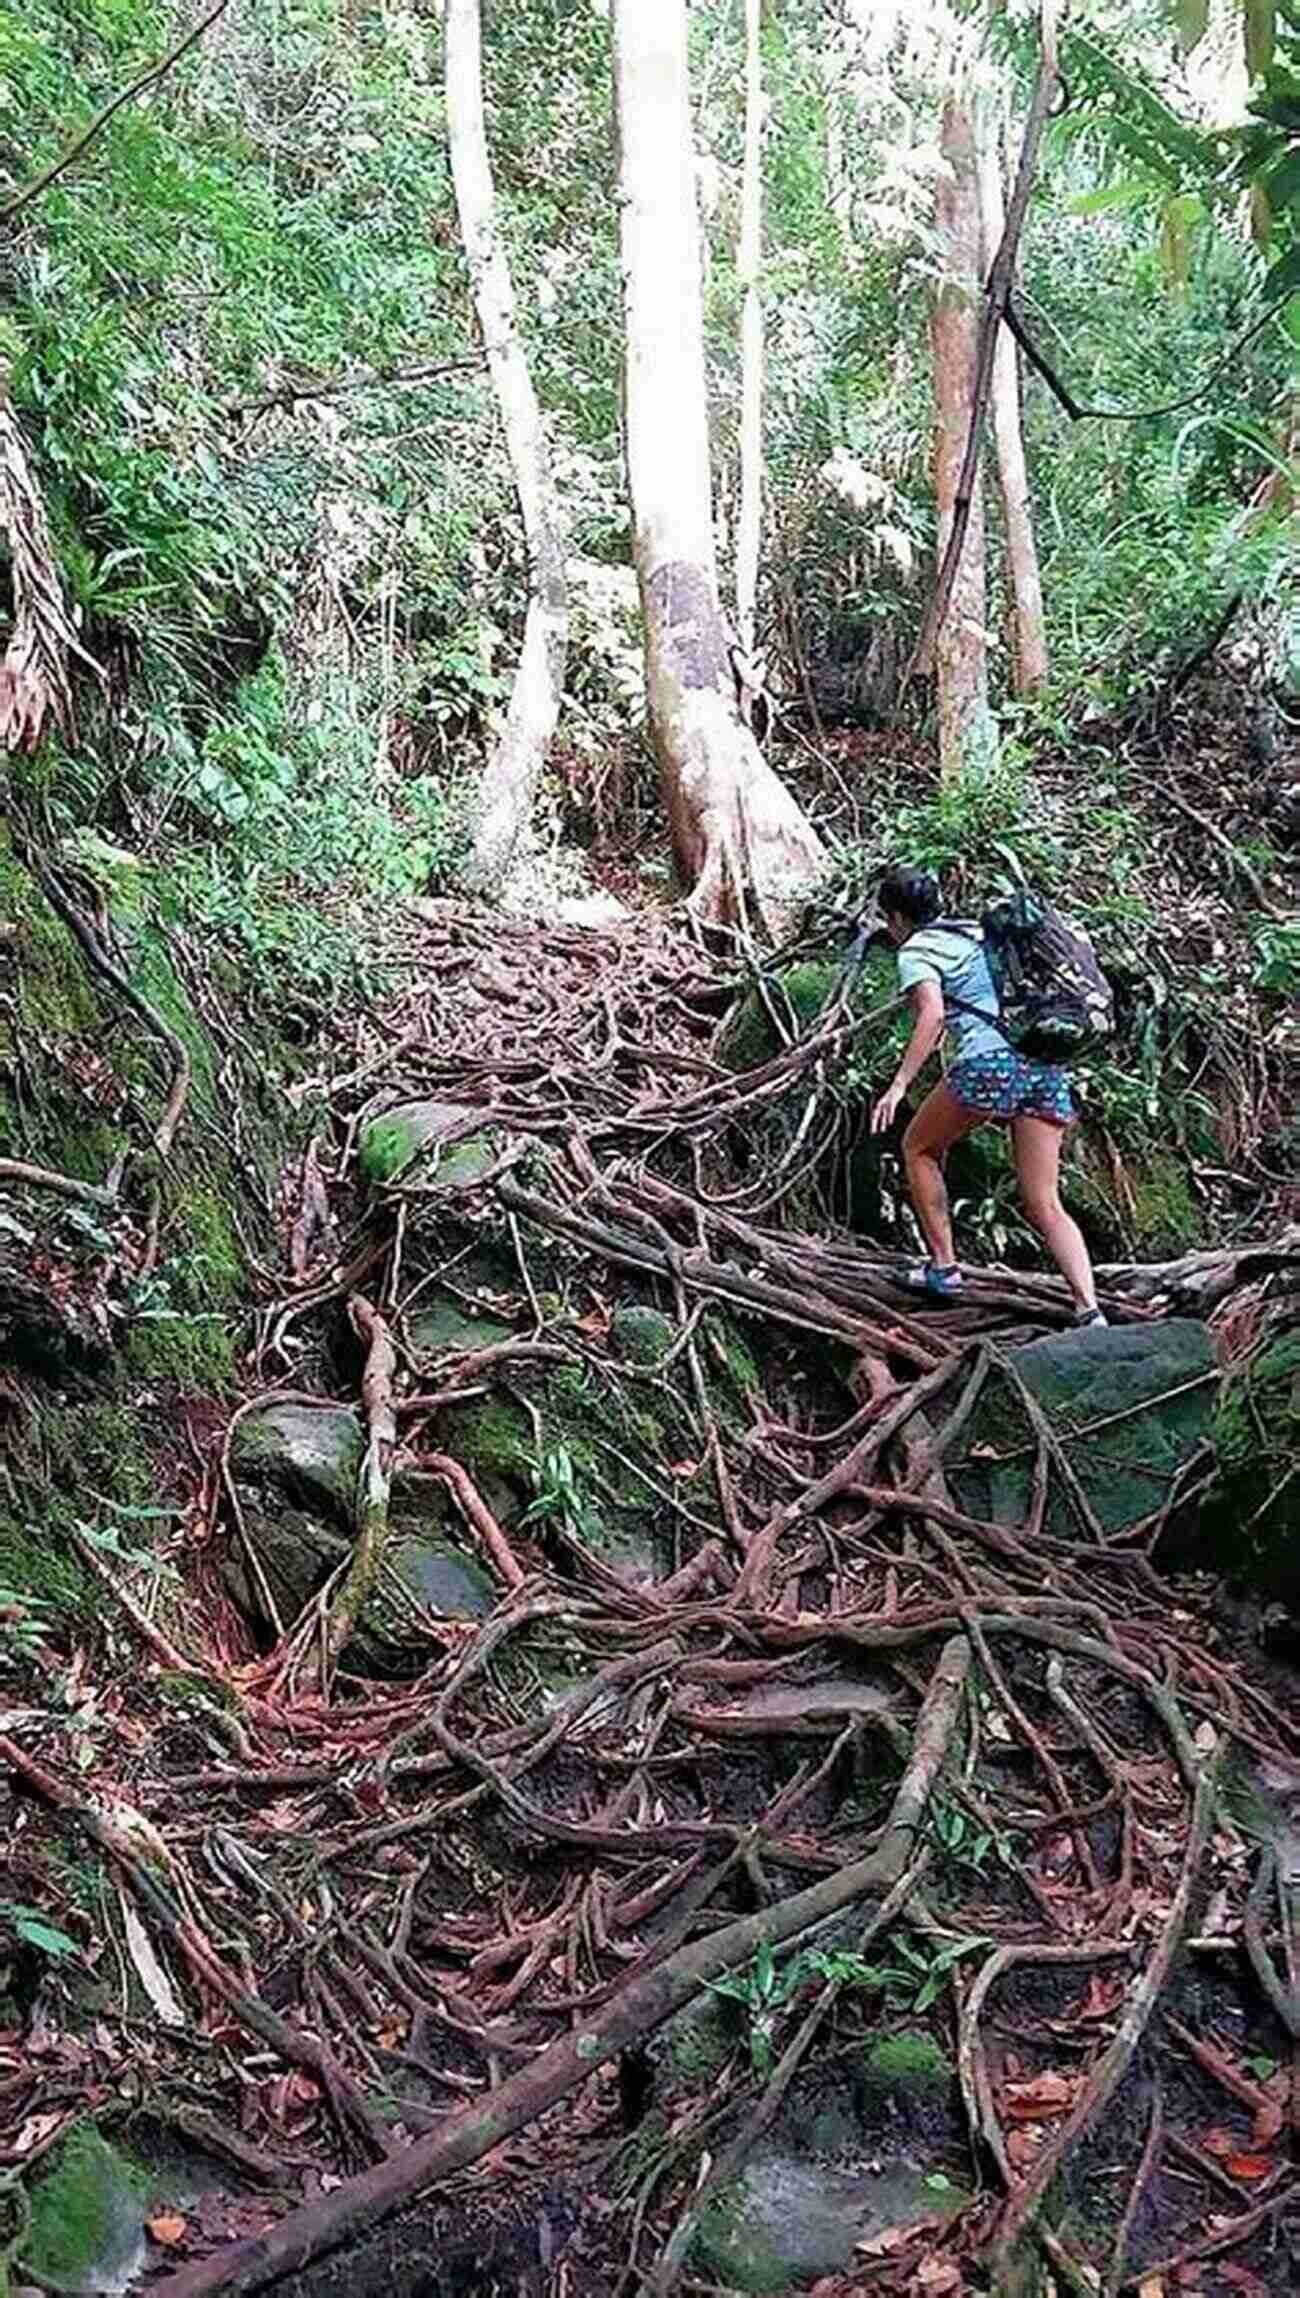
[896,921,1005,1063]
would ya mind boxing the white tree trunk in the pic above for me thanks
[977,101,1048,698]
[735,0,763,665]
[931,94,996,781]
[445,0,567,891]
[611,0,823,935]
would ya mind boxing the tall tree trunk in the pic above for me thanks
[735,0,763,668]
[610,0,823,935]
[445,0,567,891]
[977,101,1048,698]
[930,95,996,780]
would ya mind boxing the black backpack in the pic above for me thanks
[979,888,1114,1063]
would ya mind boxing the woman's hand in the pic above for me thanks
[871,1081,905,1134]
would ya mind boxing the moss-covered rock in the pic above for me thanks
[1189,1330,1299,1606]
[694,2150,967,2293]
[358,1099,500,1188]
[390,1532,494,1618]
[20,2123,149,2295]
[410,1298,514,1357]
[715,948,901,1075]
[232,1402,365,1522]
[951,1319,1217,1537]
[610,1304,676,1365]
[858,2030,952,2109]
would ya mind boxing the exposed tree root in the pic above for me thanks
[148,1639,970,2296]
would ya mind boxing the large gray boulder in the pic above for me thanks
[951,1319,1217,1537]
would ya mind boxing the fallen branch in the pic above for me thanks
[147,1637,971,2297]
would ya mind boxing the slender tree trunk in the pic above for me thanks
[445,0,567,891]
[930,95,996,780]
[735,0,763,668]
[610,0,823,934]
[976,101,1048,698]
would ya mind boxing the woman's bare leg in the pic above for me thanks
[902,1083,987,1265]
[1012,1115,1098,1310]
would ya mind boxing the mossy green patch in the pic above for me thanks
[665,1993,734,2083]
[20,2123,150,2294]
[952,1320,1216,1537]
[359,1100,498,1188]
[610,1304,676,1365]
[693,2184,791,2295]
[859,2031,951,2098]
[1197,1333,1300,1605]
[718,953,898,1074]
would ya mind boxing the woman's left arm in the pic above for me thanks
[870,979,945,1132]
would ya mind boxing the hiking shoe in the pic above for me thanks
[1073,1306,1108,1329]
[900,1262,964,1300]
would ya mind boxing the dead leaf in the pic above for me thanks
[1006,2126,1045,2169]
[1223,2153,1273,2181]
[1137,2279,1165,2298]
[121,1895,185,2029]
[856,2224,909,2257]
[914,2259,963,2293]
[1002,2070,1074,2119]
[147,2212,188,2247]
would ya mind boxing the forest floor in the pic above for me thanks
[3,862,1299,2298]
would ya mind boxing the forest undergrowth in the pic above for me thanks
[2,810,1298,2296]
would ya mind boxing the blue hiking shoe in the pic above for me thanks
[900,1262,964,1300]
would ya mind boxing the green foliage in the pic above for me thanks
[708,1930,989,2075]
[927,1798,1017,1876]
[0,1902,77,1959]
[522,1441,604,1546]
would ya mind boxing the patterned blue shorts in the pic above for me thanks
[946,1050,1075,1125]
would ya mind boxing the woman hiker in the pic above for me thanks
[869,865,1106,1327]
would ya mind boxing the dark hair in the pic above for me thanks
[878,865,941,927]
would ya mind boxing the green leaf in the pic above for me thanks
[0,1903,77,1959]
[925,2173,954,2192]
[1068,178,1153,217]
[1244,0,1277,78]
[754,1939,775,2000]
[1176,0,1210,55]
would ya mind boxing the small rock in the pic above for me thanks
[231,1402,364,1523]
[555,892,629,927]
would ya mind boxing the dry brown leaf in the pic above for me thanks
[1222,2153,1273,2181]
[1006,2126,1045,2169]
[1002,2070,1074,2119]
[147,2212,188,2247]
[913,2259,964,2293]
